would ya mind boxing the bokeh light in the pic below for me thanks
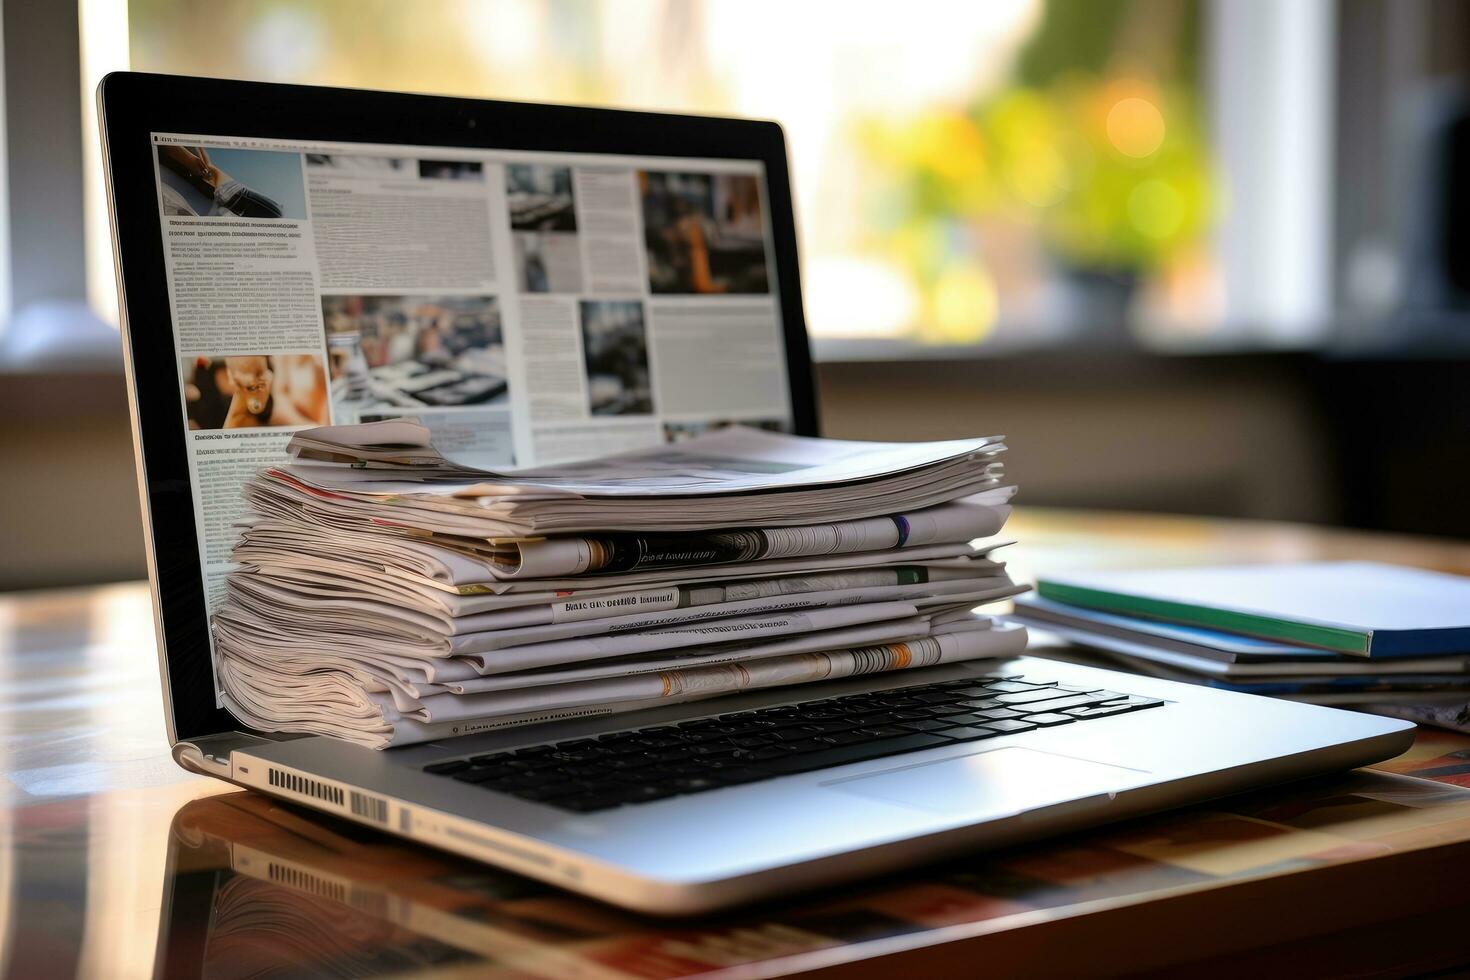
[1106,94,1166,158]
[930,264,999,343]
[1128,178,1185,239]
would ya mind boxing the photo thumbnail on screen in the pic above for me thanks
[639,171,768,294]
[420,159,484,181]
[305,153,414,175]
[181,354,329,430]
[663,418,791,442]
[513,231,584,294]
[321,295,509,414]
[506,164,577,231]
[580,300,654,416]
[157,146,307,219]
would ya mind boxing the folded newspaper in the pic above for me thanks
[215,422,1030,748]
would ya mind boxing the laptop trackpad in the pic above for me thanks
[828,746,1145,815]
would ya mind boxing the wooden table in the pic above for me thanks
[4,510,1470,978]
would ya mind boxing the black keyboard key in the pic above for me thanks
[908,691,963,704]
[771,729,824,743]
[621,765,680,783]
[509,745,557,757]
[940,675,1023,690]
[747,745,795,761]
[783,738,831,753]
[981,718,1039,733]
[681,742,733,756]
[759,719,811,732]
[707,766,768,785]
[854,724,913,737]
[970,707,1026,720]
[1012,692,1120,714]
[938,712,992,727]
[719,723,773,737]
[453,766,513,784]
[424,760,469,775]
[985,680,1053,693]
[513,783,585,803]
[800,711,851,723]
[696,745,749,760]
[669,776,722,793]
[817,731,871,746]
[926,702,980,717]
[559,792,637,813]
[845,712,895,727]
[1023,712,1077,727]
[637,736,686,749]
[940,725,1002,741]
[605,758,658,775]
[677,719,726,731]
[886,709,934,721]
[755,733,953,776]
[993,688,1074,705]
[895,719,953,732]
[948,686,1002,698]
[628,783,683,801]
[1066,698,1165,719]
[956,698,1004,711]
[501,772,568,790]
[798,720,855,735]
[656,729,711,745]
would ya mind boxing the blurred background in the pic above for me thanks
[3,0,1469,589]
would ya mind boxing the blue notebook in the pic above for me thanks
[1035,561,1470,658]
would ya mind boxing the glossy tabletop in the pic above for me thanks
[4,509,1470,978]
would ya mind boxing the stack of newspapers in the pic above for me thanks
[214,421,1029,748]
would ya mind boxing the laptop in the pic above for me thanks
[99,71,1414,915]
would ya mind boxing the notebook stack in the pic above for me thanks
[214,421,1030,748]
[1010,562,1470,724]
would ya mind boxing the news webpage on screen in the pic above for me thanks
[150,134,795,623]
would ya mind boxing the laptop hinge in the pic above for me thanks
[174,731,285,778]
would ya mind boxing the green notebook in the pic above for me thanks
[1036,561,1470,658]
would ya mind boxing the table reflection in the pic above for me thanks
[6,526,1470,978]
[11,764,1470,979]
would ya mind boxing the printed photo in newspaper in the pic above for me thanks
[322,294,509,416]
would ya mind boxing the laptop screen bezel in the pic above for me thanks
[99,71,819,743]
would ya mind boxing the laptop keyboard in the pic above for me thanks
[421,674,1164,813]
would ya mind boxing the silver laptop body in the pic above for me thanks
[101,72,1414,915]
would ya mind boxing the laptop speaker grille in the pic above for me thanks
[267,862,346,903]
[267,767,344,807]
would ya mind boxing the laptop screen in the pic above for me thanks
[149,132,795,614]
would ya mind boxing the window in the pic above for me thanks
[125,0,1246,351]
